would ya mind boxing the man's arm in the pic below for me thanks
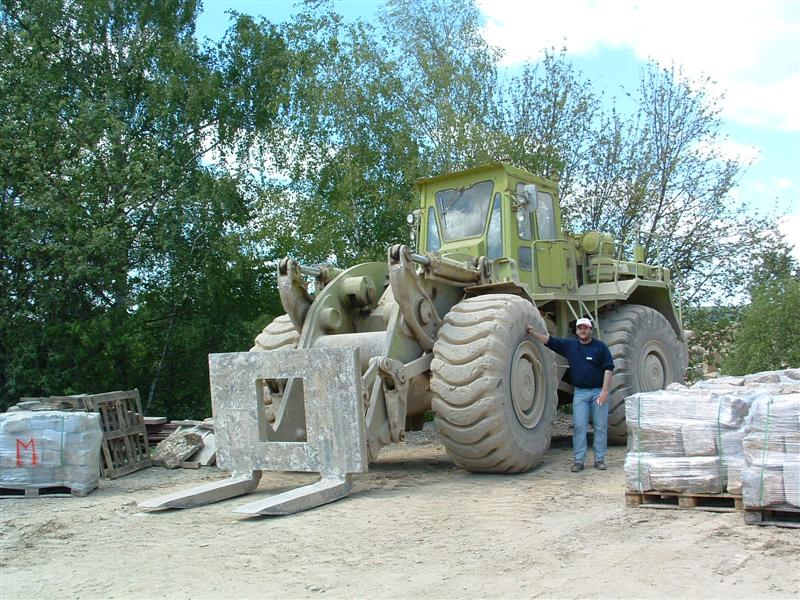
[525,324,549,345]
[597,369,613,405]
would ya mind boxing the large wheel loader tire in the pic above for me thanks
[431,294,558,473]
[250,314,300,423]
[251,314,300,352]
[600,304,685,444]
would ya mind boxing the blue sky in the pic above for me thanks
[197,0,800,259]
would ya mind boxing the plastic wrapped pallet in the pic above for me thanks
[0,411,103,495]
[625,455,725,494]
[741,393,800,509]
[625,386,759,495]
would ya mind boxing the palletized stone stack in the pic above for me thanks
[625,369,800,497]
[0,411,104,494]
[742,393,800,509]
[624,388,755,494]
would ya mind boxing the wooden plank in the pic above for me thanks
[625,492,643,507]
[744,506,800,528]
[83,390,141,404]
[170,420,214,430]
[97,425,149,440]
[626,491,742,512]
[144,416,167,425]
[0,484,94,498]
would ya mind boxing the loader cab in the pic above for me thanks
[414,162,565,293]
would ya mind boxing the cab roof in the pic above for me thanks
[414,161,555,188]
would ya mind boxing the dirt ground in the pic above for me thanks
[1,424,798,600]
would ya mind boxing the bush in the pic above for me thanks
[722,276,800,375]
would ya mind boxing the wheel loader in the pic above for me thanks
[141,161,687,515]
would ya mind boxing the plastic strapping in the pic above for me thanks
[757,398,772,507]
[636,394,643,493]
[59,415,66,469]
[716,396,724,494]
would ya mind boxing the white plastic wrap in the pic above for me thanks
[625,455,725,494]
[0,411,103,494]
[625,386,762,495]
[741,393,800,509]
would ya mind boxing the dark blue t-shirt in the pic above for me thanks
[545,336,614,389]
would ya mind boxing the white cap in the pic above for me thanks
[575,317,593,329]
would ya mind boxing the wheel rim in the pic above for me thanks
[639,341,667,391]
[511,341,546,429]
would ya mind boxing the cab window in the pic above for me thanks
[487,193,503,259]
[435,180,494,241]
[426,207,441,252]
[515,182,533,241]
[537,192,557,239]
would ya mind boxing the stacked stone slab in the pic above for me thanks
[742,393,800,509]
[625,369,800,496]
[0,411,104,495]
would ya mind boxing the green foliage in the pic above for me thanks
[722,251,800,375]
[683,306,738,382]
[492,49,599,214]
[2,0,793,415]
[722,275,800,375]
[0,0,287,413]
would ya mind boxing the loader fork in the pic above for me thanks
[140,348,367,515]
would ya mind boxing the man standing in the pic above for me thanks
[527,317,614,472]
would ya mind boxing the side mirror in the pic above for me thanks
[407,209,422,250]
[513,184,538,214]
[523,184,539,211]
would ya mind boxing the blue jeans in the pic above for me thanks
[572,387,608,464]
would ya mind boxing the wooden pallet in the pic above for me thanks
[744,506,800,528]
[626,490,743,512]
[0,484,94,498]
[79,390,153,479]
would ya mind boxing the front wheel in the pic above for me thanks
[431,294,558,473]
[249,314,300,423]
[600,305,686,444]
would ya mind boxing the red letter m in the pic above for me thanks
[16,438,38,466]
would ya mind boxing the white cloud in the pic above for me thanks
[778,214,800,262]
[696,139,761,165]
[733,175,797,216]
[477,0,800,131]
[724,73,800,131]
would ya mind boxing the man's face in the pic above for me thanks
[576,324,592,342]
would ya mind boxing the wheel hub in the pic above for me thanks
[511,341,546,429]
[640,342,667,391]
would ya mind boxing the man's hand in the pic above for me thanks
[598,370,613,404]
[526,324,549,344]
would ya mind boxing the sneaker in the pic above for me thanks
[571,463,584,472]
[594,460,607,470]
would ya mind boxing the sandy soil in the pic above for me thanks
[1,425,798,600]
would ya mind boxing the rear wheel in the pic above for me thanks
[431,294,558,473]
[250,314,300,423]
[600,305,685,443]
